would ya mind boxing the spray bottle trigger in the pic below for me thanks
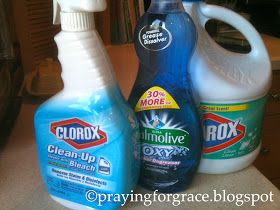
[53,0,61,25]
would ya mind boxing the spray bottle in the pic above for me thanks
[34,0,139,209]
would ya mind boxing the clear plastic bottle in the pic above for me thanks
[34,1,139,209]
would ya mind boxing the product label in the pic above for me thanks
[135,86,192,176]
[47,119,112,184]
[51,118,107,149]
[135,86,180,112]
[142,127,189,148]
[139,23,172,51]
[36,97,139,209]
[139,113,190,167]
[201,97,267,159]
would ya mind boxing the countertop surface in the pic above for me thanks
[0,103,279,210]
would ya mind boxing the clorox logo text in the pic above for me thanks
[203,113,246,154]
[51,118,107,150]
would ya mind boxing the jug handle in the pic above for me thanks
[197,2,270,62]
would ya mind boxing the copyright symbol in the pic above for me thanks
[85,190,97,202]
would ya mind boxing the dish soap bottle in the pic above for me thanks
[183,0,272,174]
[129,0,203,192]
[34,0,139,209]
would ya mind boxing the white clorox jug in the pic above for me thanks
[183,0,272,174]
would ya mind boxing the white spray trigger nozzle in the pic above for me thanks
[53,0,107,25]
[52,0,107,30]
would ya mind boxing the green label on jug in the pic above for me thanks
[201,97,267,159]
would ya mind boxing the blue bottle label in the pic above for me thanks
[35,91,139,209]
[135,87,190,164]
[140,114,191,165]
[133,86,198,190]
[44,118,118,196]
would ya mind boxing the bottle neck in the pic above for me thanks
[55,30,115,92]
[60,12,95,32]
[148,0,185,13]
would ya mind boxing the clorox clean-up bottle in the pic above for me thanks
[129,0,203,192]
[34,0,139,209]
[183,0,272,174]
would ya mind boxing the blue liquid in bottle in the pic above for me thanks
[129,0,203,193]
